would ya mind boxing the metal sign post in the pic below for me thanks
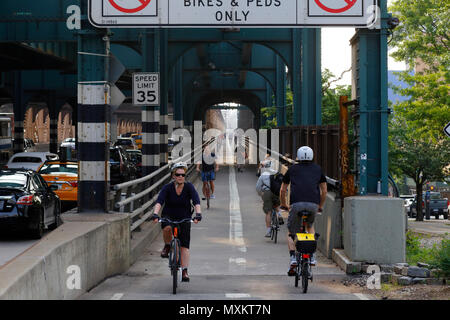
[89,0,378,28]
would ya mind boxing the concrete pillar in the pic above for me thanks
[13,71,25,154]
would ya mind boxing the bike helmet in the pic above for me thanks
[297,146,314,161]
[171,162,188,172]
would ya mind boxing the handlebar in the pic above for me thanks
[158,217,195,224]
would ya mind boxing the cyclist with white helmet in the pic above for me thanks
[151,162,202,282]
[279,146,327,274]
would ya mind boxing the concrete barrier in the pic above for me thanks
[343,196,406,264]
[315,192,342,259]
[0,214,130,300]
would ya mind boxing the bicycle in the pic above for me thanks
[158,217,193,294]
[291,210,320,294]
[269,208,280,243]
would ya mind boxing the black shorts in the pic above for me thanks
[161,220,191,249]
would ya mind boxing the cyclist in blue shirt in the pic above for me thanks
[151,162,202,282]
[196,146,219,200]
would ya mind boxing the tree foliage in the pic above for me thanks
[388,0,450,220]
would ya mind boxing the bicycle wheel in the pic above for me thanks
[301,261,309,293]
[171,240,179,294]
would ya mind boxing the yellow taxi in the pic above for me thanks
[37,161,78,202]
[131,133,142,150]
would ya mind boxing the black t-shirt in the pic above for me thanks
[282,162,327,205]
[156,182,200,220]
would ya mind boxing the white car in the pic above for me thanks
[60,137,75,149]
[5,152,59,171]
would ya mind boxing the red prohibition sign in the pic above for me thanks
[108,0,152,14]
[314,0,358,14]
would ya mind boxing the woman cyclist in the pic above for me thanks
[151,162,202,282]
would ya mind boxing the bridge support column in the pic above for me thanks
[77,31,110,213]
[13,71,27,154]
[159,29,169,167]
[142,30,161,176]
[276,55,286,127]
[47,92,59,154]
[350,7,389,195]
[173,58,184,132]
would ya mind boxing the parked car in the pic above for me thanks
[5,152,59,171]
[410,192,449,219]
[131,133,142,150]
[400,195,415,216]
[0,169,62,239]
[114,137,137,150]
[125,149,142,178]
[37,161,78,206]
[110,146,136,185]
[60,137,75,150]
[24,138,36,152]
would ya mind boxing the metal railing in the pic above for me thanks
[109,138,214,232]
[248,139,340,193]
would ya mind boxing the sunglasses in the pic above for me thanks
[174,173,186,177]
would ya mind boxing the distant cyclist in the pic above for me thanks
[256,168,283,238]
[279,146,327,274]
[151,162,202,282]
[196,146,219,200]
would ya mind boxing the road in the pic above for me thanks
[80,165,372,300]
[407,218,450,236]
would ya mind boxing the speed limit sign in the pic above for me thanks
[133,72,159,106]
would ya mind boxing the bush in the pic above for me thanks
[434,238,450,278]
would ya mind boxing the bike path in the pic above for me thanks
[80,165,372,300]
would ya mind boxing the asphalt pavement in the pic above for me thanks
[80,165,372,300]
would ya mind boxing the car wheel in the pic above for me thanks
[49,202,62,230]
[444,212,448,220]
[30,211,44,239]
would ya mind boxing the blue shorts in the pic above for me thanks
[201,171,215,181]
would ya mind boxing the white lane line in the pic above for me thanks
[226,293,251,299]
[354,293,370,300]
[111,293,124,300]
[229,166,247,254]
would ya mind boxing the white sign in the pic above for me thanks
[133,72,159,106]
[89,0,378,28]
[444,122,450,138]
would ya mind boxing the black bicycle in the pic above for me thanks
[292,210,320,294]
[158,217,192,294]
[270,208,280,243]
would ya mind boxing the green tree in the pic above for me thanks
[388,0,450,220]
[260,69,350,128]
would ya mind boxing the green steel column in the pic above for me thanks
[276,55,286,127]
[301,28,322,125]
[351,2,389,195]
[159,29,169,167]
[292,29,302,126]
[173,58,184,129]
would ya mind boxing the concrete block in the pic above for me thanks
[417,262,431,269]
[314,192,342,259]
[398,276,413,286]
[381,273,392,284]
[343,196,406,264]
[407,266,431,278]
[380,265,394,273]
[332,249,362,274]
[391,274,403,285]
[401,267,409,276]
[412,278,427,285]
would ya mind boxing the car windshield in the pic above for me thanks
[12,156,42,163]
[430,193,442,200]
[116,140,132,145]
[0,173,27,188]
[39,164,78,175]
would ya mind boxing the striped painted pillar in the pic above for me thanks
[77,84,110,212]
[49,118,58,154]
[160,114,169,167]
[142,107,160,176]
[13,71,25,153]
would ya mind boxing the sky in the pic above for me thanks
[321,0,406,87]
